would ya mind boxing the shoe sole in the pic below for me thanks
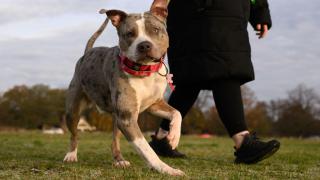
[235,141,280,164]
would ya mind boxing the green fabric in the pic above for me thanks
[112,61,116,69]
[251,0,256,5]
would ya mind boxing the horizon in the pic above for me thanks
[0,0,319,101]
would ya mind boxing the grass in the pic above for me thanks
[0,131,319,179]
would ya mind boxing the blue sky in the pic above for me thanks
[0,0,319,101]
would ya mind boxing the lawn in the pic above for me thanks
[0,131,319,179]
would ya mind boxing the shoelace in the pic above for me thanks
[250,132,259,140]
[234,132,260,151]
[246,132,264,147]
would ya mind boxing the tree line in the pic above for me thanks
[0,84,319,137]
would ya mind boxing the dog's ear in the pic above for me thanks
[100,9,127,28]
[150,0,169,22]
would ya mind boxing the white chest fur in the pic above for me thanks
[127,65,167,112]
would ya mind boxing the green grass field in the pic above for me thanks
[0,131,319,179]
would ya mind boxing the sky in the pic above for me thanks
[0,0,319,102]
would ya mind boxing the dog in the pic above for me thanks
[63,0,184,176]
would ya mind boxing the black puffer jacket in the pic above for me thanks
[167,0,272,87]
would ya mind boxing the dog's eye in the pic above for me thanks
[152,27,160,34]
[126,31,135,38]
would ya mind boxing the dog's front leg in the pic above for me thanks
[114,109,184,176]
[147,100,182,149]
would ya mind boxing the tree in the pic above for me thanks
[245,102,272,136]
[204,85,272,136]
[182,107,207,134]
[84,108,113,131]
[0,85,66,128]
[205,107,228,135]
[269,84,320,137]
[287,84,320,119]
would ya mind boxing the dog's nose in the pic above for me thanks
[137,41,152,53]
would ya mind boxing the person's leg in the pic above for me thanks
[156,85,201,139]
[212,79,280,164]
[211,80,249,149]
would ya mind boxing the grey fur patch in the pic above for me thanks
[115,90,121,102]
[65,6,176,174]
[117,110,132,124]
[66,10,169,143]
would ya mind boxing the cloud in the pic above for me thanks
[0,0,150,92]
[0,0,319,102]
[247,0,320,100]
[0,0,150,25]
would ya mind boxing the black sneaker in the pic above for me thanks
[149,135,186,158]
[234,132,280,164]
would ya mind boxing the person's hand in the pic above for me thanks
[255,24,268,39]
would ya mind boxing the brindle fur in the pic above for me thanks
[64,0,184,176]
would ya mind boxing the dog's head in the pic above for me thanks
[100,0,169,63]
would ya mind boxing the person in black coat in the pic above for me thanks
[149,0,280,164]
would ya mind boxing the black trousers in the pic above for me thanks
[160,79,248,137]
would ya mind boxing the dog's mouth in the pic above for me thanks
[147,55,162,62]
[136,54,163,64]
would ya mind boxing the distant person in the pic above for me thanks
[149,0,280,164]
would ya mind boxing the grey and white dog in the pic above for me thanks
[63,0,184,176]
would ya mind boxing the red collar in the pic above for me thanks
[118,55,164,76]
[118,54,175,92]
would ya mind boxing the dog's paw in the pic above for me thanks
[167,124,181,149]
[162,166,185,176]
[167,133,180,149]
[167,111,182,149]
[63,151,78,162]
[113,160,131,168]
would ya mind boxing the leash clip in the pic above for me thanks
[157,57,175,92]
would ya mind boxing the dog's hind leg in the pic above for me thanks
[114,109,184,176]
[64,82,89,162]
[147,100,182,149]
[111,116,130,168]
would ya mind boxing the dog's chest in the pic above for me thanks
[127,68,167,111]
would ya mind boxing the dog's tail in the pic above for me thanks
[84,9,109,54]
